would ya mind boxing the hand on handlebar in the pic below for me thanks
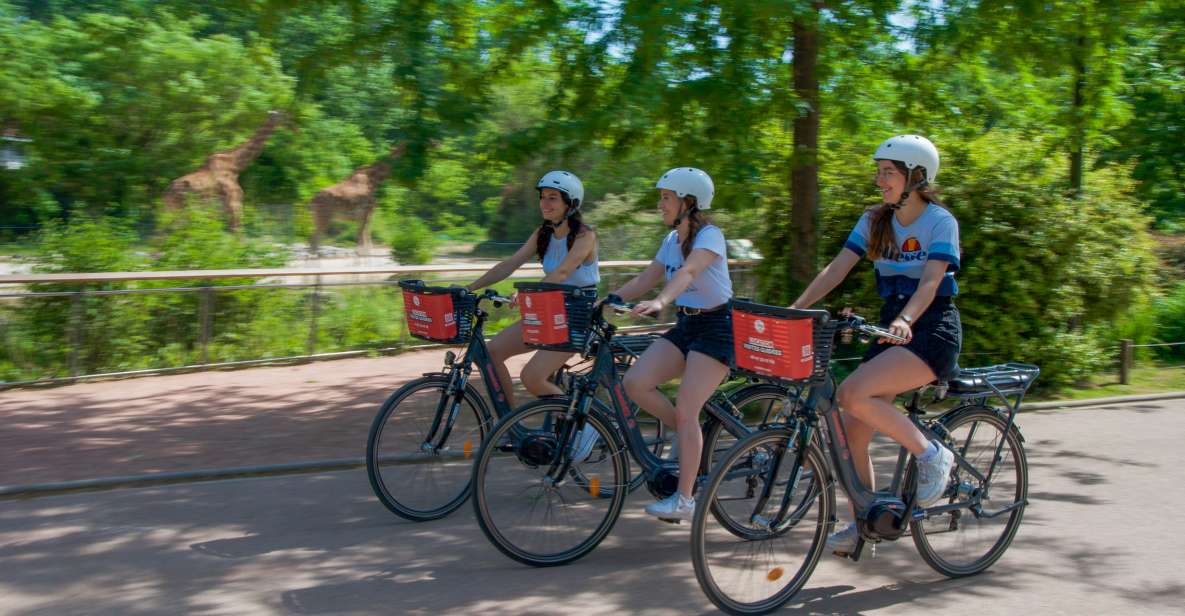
[631,298,664,317]
[884,317,913,345]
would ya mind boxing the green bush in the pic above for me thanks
[1153,282,1185,360]
[388,217,437,265]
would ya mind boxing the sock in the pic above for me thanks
[917,440,940,464]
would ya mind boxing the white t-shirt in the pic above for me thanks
[656,225,733,308]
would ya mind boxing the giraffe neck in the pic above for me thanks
[228,114,283,172]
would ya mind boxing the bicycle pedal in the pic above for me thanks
[658,517,682,525]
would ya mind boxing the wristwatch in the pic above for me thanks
[899,314,913,324]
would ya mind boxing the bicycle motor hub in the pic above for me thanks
[861,497,908,540]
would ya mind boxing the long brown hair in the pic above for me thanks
[680,196,710,259]
[535,193,584,260]
[866,162,942,261]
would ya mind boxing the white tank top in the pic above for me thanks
[542,231,599,288]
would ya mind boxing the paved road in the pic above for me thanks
[2,400,1182,615]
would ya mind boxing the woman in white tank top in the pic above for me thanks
[466,170,599,408]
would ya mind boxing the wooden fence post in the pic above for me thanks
[1120,339,1132,385]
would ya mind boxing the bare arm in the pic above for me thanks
[633,247,717,315]
[466,229,539,291]
[790,248,862,309]
[611,259,666,302]
[540,230,596,284]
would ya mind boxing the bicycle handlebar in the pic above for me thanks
[839,314,908,344]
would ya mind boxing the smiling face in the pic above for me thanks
[538,188,567,224]
[657,189,683,226]
[875,159,908,205]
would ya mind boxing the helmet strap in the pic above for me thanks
[671,202,689,230]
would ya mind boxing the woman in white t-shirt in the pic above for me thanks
[466,171,599,408]
[606,167,733,522]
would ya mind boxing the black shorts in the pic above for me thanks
[661,308,734,367]
[862,295,962,382]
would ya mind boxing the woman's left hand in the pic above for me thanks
[632,298,664,317]
[885,318,913,344]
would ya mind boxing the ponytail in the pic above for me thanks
[680,196,709,259]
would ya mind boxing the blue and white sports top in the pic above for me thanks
[656,225,733,308]
[542,231,599,288]
[843,203,960,297]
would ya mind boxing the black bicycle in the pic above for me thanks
[367,280,749,522]
[468,292,796,567]
[690,300,1038,615]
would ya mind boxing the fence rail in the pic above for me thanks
[0,260,759,389]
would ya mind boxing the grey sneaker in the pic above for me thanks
[570,425,601,463]
[915,443,956,507]
[825,522,859,555]
[645,493,696,522]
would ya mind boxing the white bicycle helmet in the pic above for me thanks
[656,167,715,209]
[873,135,940,183]
[536,170,584,209]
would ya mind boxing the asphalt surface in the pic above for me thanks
[2,399,1182,615]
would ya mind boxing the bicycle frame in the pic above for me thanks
[548,307,754,489]
[421,296,515,452]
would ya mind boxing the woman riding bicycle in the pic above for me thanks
[607,167,733,522]
[466,170,600,416]
[790,135,960,554]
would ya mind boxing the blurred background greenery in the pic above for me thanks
[2,0,1185,389]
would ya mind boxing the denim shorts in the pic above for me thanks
[661,308,734,367]
[862,295,962,382]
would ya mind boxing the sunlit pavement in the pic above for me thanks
[1,400,1182,615]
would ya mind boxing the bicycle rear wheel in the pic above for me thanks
[472,399,629,567]
[910,405,1028,577]
[366,375,489,521]
[691,428,833,615]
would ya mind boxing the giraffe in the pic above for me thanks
[309,144,407,256]
[162,111,287,231]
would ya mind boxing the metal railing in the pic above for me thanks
[0,260,760,389]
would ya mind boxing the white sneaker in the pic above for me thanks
[645,493,696,522]
[915,442,956,507]
[570,425,601,463]
[825,522,859,555]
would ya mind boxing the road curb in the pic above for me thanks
[5,391,1183,500]
[1024,391,1185,411]
[0,458,365,500]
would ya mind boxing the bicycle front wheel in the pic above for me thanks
[910,405,1029,577]
[366,375,489,521]
[472,399,629,567]
[691,427,833,615]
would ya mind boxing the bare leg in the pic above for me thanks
[520,349,574,397]
[832,347,936,523]
[672,351,730,498]
[485,321,531,408]
[622,339,685,429]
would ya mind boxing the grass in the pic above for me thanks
[1031,363,1185,402]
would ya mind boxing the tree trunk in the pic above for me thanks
[790,7,821,292]
[1070,34,1087,195]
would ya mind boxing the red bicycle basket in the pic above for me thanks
[398,279,476,344]
[730,299,835,385]
[514,282,597,352]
